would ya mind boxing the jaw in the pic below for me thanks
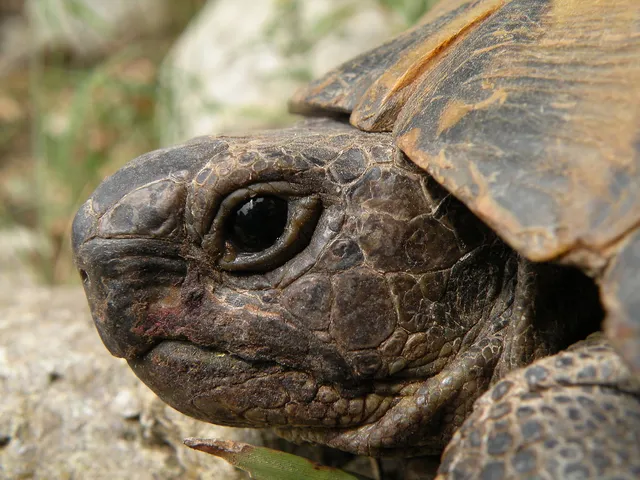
[128,340,298,427]
[128,326,507,457]
[128,340,401,430]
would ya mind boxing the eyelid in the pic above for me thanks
[221,195,320,271]
[202,182,322,272]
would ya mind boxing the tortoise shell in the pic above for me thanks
[292,0,640,373]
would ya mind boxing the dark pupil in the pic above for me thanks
[229,196,288,252]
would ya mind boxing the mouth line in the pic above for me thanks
[137,338,286,372]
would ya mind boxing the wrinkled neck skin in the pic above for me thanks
[278,256,600,456]
[72,118,600,457]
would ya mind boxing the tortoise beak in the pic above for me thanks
[72,193,189,359]
[73,234,187,360]
[71,139,230,359]
[70,142,215,359]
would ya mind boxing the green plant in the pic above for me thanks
[378,0,439,25]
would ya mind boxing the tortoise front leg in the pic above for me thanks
[436,335,640,479]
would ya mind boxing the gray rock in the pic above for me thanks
[158,0,405,144]
[0,0,173,74]
[28,0,172,58]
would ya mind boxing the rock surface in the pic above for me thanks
[0,0,173,74]
[28,0,172,58]
[158,0,406,144]
[0,229,262,480]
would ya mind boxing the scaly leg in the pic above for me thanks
[437,335,640,479]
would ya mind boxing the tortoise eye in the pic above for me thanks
[205,182,322,273]
[227,196,288,252]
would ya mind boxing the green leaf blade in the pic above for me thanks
[184,438,369,480]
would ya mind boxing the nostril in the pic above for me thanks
[79,269,89,285]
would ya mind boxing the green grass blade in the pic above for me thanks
[184,438,370,480]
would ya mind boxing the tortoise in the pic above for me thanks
[72,0,640,477]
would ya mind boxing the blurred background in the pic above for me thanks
[0,1,437,478]
[0,0,436,285]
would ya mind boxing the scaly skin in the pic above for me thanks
[72,119,615,464]
[437,336,640,479]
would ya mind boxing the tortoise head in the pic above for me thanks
[73,119,530,453]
